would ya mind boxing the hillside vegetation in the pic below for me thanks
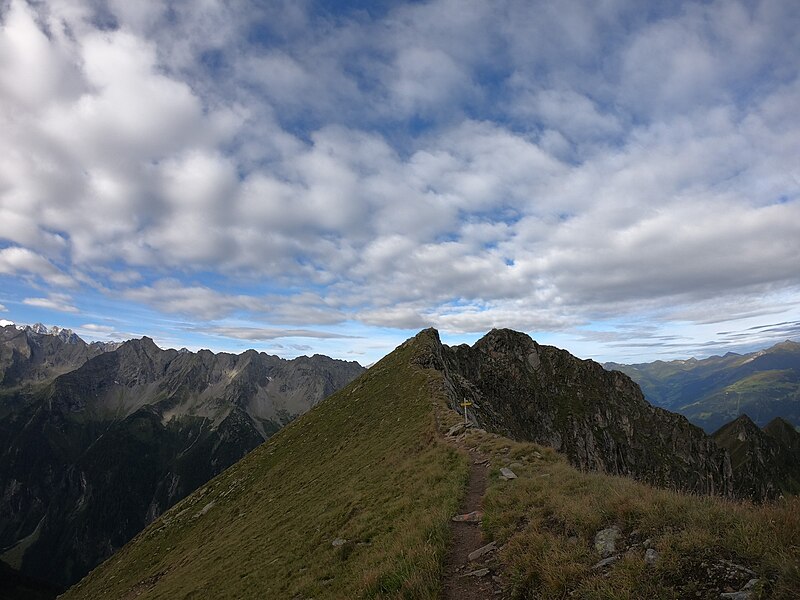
[607,340,800,432]
[450,423,800,599]
[63,331,467,599]
[65,331,800,599]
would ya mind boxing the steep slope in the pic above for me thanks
[62,329,466,600]
[0,325,104,402]
[0,337,364,590]
[63,329,800,600]
[469,428,800,599]
[421,329,732,496]
[764,416,800,454]
[712,415,800,500]
[608,340,800,431]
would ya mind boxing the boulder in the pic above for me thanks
[593,526,621,558]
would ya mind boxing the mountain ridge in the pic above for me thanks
[416,328,734,496]
[0,328,364,589]
[60,328,800,600]
[605,339,800,432]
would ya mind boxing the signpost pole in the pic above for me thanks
[460,399,473,425]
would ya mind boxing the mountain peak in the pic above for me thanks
[769,339,800,352]
[23,323,84,344]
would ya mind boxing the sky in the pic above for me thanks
[1,0,799,366]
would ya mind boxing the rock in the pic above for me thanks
[594,526,621,558]
[718,559,756,577]
[466,568,490,577]
[447,423,468,437]
[452,510,484,523]
[431,329,735,497]
[720,578,759,600]
[591,555,619,570]
[331,538,347,547]
[644,548,658,566]
[643,538,654,549]
[468,541,497,562]
[193,501,215,518]
[499,467,517,480]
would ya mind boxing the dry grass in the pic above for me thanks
[450,425,800,599]
[63,335,469,600]
[62,330,800,599]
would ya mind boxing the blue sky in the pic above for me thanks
[1,0,799,366]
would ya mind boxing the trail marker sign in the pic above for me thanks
[460,399,473,425]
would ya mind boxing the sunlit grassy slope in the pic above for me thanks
[65,330,800,599]
[468,430,800,599]
[63,331,468,600]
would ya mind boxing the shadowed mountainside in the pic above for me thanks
[0,331,363,590]
[712,415,800,500]
[416,328,733,497]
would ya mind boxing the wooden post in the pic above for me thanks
[460,399,473,425]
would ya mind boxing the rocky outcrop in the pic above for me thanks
[0,336,364,589]
[415,328,734,497]
[0,324,104,392]
[712,415,800,500]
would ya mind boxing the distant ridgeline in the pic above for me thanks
[0,324,364,590]
[413,329,800,501]
[606,340,800,432]
[61,328,800,600]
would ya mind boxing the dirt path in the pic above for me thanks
[442,446,503,599]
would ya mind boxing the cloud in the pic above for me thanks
[1,0,799,362]
[0,304,7,312]
[203,326,361,341]
[0,247,74,287]
[23,293,79,313]
[122,280,263,321]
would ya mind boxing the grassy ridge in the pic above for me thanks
[463,429,800,599]
[63,332,468,599]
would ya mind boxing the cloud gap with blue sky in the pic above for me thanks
[0,0,799,365]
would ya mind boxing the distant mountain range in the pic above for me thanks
[605,340,800,433]
[4,325,800,597]
[0,324,364,591]
[61,328,800,600]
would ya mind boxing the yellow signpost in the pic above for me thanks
[460,399,473,425]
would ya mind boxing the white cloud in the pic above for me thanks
[0,247,74,287]
[204,326,360,341]
[23,293,79,313]
[122,280,263,321]
[1,0,799,361]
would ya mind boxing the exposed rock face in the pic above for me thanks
[712,415,800,500]
[0,325,104,393]
[415,328,733,497]
[0,334,364,589]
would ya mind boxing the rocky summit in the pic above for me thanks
[0,328,363,590]
[415,328,734,496]
[712,415,800,500]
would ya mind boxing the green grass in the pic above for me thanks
[457,428,800,599]
[63,332,469,600]
[63,330,800,599]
